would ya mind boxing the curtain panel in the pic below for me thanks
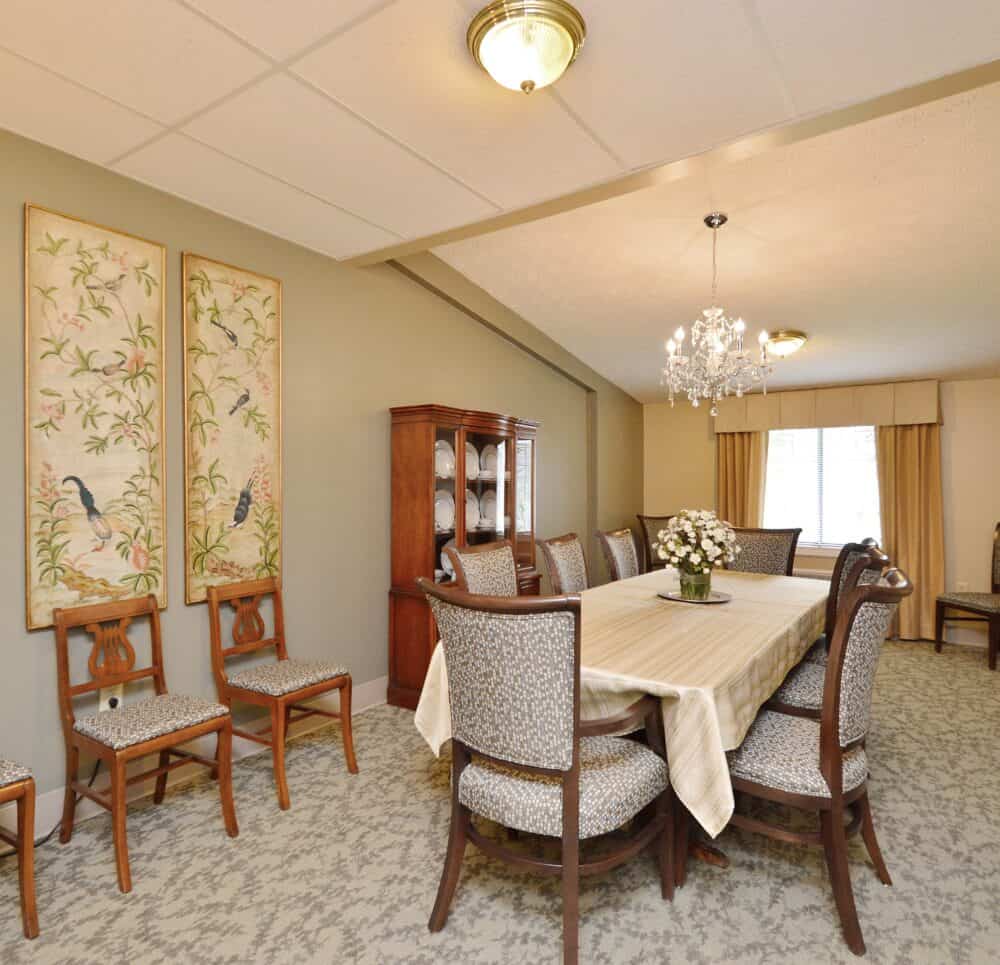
[716,431,768,528]
[876,423,945,640]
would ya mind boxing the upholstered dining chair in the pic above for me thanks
[537,533,590,594]
[596,528,641,582]
[207,578,357,810]
[444,538,518,596]
[727,526,802,576]
[935,522,1000,670]
[728,567,912,956]
[417,578,674,965]
[0,761,38,939]
[768,542,890,719]
[636,514,674,572]
[54,596,238,893]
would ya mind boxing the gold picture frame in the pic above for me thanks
[24,204,167,630]
[182,253,282,603]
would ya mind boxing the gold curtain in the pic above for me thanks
[716,431,768,528]
[876,423,945,640]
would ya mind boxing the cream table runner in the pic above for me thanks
[414,569,827,838]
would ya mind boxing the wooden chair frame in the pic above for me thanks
[417,579,674,965]
[54,595,238,893]
[207,578,357,811]
[729,526,802,576]
[443,538,516,593]
[730,565,913,955]
[595,528,640,582]
[0,777,38,938]
[536,533,591,595]
[636,514,675,573]
[935,522,1000,670]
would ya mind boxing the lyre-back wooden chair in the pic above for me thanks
[727,526,802,576]
[636,514,674,573]
[53,596,238,893]
[443,538,518,596]
[207,578,357,810]
[537,533,590,594]
[0,762,38,938]
[596,528,641,582]
[728,567,913,955]
[935,522,1000,670]
[417,578,674,965]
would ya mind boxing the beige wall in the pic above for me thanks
[644,377,1000,641]
[1,129,643,794]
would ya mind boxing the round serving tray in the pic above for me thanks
[657,591,732,605]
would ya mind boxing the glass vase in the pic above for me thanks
[679,569,712,602]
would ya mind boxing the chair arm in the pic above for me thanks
[579,696,660,737]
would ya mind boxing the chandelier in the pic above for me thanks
[662,213,772,416]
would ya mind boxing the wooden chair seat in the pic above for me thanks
[0,764,38,939]
[227,659,349,697]
[74,694,229,750]
[459,735,669,840]
[0,760,31,787]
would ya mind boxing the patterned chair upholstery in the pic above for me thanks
[74,694,229,751]
[445,540,519,597]
[636,514,674,572]
[727,527,801,576]
[0,759,31,788]
[227,659,349,697]
[537,533,589,595]
[596,528,641,582]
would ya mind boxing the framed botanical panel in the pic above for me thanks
[24,204,166,630]
[183,253,282,603]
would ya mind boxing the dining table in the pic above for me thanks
[414,567,828,839]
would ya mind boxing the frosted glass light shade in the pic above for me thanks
[767,330,808,357]
[469,1,586,94]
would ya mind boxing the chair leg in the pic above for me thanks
[17,782,39,940]
[271,702,291,810]
[857,793,892,886]
[674,800,690,888]
[561,817,580,965]
[340,678,358,774]
[428,804,469,932]
[657,786,675,901]
[110,759,131,894]
[59,744,79,844]
[821,807,865,956]
[153,750,170,804]
[216,723,239,838]
[989,618,998,671]
[934,602,945,653]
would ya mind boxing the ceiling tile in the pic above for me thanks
[291,0,622,210]
[0,51,163,164]
[114,133,399,258]
[182,73,497,238]
[1,0,269,124]
[184,0,389,61]
[754,0,1000,115]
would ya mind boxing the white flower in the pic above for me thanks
[690,553,702,565]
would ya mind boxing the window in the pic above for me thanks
[763,426,881,548]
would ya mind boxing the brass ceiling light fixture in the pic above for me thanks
[468,0,586,94]
[766,330,808,357]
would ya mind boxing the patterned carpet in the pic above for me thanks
[1,641,998,964]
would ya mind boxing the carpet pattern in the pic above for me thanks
[1,642,998,964]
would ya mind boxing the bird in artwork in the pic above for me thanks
[94,359,125,376]
[86,273,127,293]
[229,475,255,528]
[210,317,239,348]
[229,388,250,416]
[62,476,113,550]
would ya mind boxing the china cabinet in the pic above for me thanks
[388,404,540,709]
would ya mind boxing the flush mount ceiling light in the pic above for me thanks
[468,0,586,94]
[766,330,808,357]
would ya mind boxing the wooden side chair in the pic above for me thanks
[636,514,674,573]
[207,578,357,811]
[537,533,590,594]
[417,578,674,965]
[728,568,913,955]
[596,527,641,582]
[727,526,802,576]
[443,539,518,596]
[0,761,38,939]
[935,522,1000,670]
[768,542,890,719]
[54,596,238,893]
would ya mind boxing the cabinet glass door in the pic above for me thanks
[462,431,513,547]
[514,437,534,568]
[433,426,458,582]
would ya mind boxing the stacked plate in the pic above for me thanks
[465,441,479,481]
[465,490,480,529]
[434,439,455,478]
[434,490,455,532]
[479,489,497,528]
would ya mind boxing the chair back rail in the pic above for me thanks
[443,539,519,597]
[596,528,640,582]
[537,533,590,595]
[728,527,802,576]
[825,539,890,638]
[207,579,288,688]
[636,515,674,572]
[992,522,1000,593]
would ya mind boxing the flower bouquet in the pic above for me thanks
[653,509,739,601]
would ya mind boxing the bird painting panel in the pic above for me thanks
[24,205,166,629]
[183,253,281,604]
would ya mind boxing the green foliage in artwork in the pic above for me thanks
[190,523,231,576]
[253,502,280,578]
[34,495,72,587]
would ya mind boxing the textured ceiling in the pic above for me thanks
[436,82,1000,401]
[2,0,999,259]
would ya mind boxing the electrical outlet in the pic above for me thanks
[98,684,124,714]
[956,581,969,592]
